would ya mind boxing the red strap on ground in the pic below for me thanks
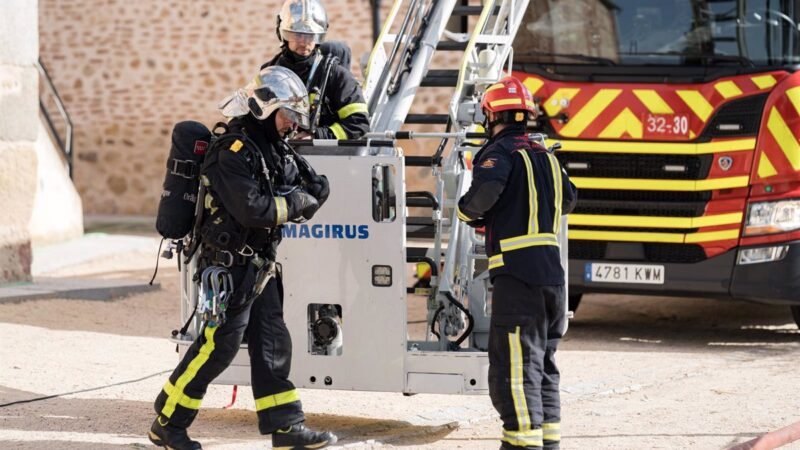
[223,385,238,409]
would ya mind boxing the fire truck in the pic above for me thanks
[511,0,800,325]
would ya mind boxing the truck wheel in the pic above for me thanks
[568,294,583,314]
[791,306,800,329]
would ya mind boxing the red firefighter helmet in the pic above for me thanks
[480,76,536,117]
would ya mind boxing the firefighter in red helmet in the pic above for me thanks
[457,76,577,450]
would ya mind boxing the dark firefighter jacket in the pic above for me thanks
[262,46,369,140]
[457,124,577,286]
[200,115,302,255]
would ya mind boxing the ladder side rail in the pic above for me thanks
[371,0,459,133]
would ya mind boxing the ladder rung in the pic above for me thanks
[421,69,459,87]
[407,217,436,239]
[452,5,500,15]
[436,40,468,51]
[406,114,449,125]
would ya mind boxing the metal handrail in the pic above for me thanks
[35,57,74,178]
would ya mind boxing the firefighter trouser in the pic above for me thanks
[489,275,565,449]
[154,263,304,434]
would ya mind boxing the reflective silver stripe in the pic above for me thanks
[543,422,561,441]
[503,428,543,447]
[516,150,538,234]
[489,254,504,269]
[275,196,288,225]
[499,233,558,252]
[547,153,563,234]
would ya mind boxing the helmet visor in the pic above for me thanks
[279,105,311,130]
[280,29,325,45]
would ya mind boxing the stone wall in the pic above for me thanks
[0,0,39,282]
[38,0,454,215]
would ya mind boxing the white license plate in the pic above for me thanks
[585,263,665,285]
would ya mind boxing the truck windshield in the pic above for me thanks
[513,0,800,67]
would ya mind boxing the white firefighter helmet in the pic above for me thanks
[217,66,310,129]
[277,0,329,45]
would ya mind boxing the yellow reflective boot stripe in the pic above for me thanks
[633,89,673,114]
[162,382,202,410]
[758,152,778,178]
[598,108,643,139]
[517,150,538,234]
[547,153,563,233]
[543,422,561,441]
[330,123,348,140]
[767,107,800,170]
[676,90,713,122]
[503,428,543,447]
[255,389,300,411]
[337,102,368,119]
[489,254,504,269]
[161,325,218,418]
[714,80,742,99]
[508,326,531,432]
[560,89,622,137]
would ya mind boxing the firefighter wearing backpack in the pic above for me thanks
[148,66,336,450]
[456,77,577,450]
[262,0,370,140]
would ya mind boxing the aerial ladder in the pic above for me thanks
[172,0,566,396]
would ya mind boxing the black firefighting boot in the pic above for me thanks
[271,422,338,449]
[148,416,202,450]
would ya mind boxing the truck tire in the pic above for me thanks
[568,294,583,314]
[791,306,800,329]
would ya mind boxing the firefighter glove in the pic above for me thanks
[306,174,330,206]
[287,189,320,222]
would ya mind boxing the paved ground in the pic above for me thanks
[1,223,799,449]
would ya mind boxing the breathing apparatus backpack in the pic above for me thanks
[155,121,218,239]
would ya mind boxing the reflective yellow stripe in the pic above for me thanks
[569,228,740,243]
[489,254,504,269]
[330,122,347,140]
[162,382,202,410]
[337,102,368,119]
[516,150,537,234]
[543,422,560,430]
[676,90,713,122]
[508,326,531,432]
[543,88,581,117]
[457,207,472,222]
[758,152,778,178]
[571,176,750,191]
[503,428,543,447]
[766,107,800,170]
[547,153,563,233]
[633,89,674,114]
[560,89,622,137]
[752,74,777,89]
[499,233,558,252]
[523,77,544,96]
[714,80,743,99]
[254,389,300,411]
[786,86,800,117]
[275,196,288,225]
[162,325,217,418]
[486,83,505,93]
[543,421,561,441]
[598,107,643,139]
[490,98,524,108]
[569,212,743,229]
[545,138,755,155]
